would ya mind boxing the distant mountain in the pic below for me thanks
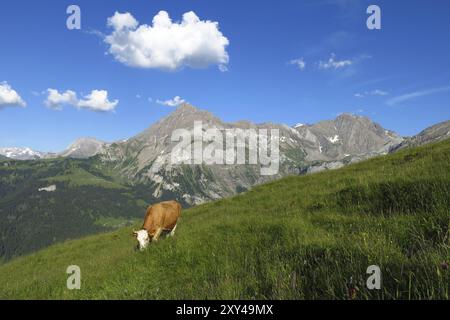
[0,138,108,161]
[299,113,402,160]
[0,147,47,160]
[296,113,404,173]
[391,120,450,152]
[98,104,404,205]
[59,137,108,159]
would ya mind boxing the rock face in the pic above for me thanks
[98,104,405,205]
[100,104,294,204]
[391,120,450,151]
[59,137,108,159]
[300,113,403,161]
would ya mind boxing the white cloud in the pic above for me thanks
[45,89,77,110]
[371,89,388,96]
[156,96,186,107]
[289,58,306,70]
[44,89,118,112]
[387,86,450,106]
[218,64,228,72]
[354,89,388,98]
[318,53,352,70]
[107,11,138,31]
[77,90,118,112]
[104,11,230,71]
[0,82,26,108]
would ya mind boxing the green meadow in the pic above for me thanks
[0,139,448,299]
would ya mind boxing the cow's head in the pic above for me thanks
[133,229,150,251]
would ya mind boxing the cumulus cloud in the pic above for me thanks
[318,53,352,70]
[45,89,77,110]
[104,11,230,71]
[289,58,306,70]
[77,90,118,112]
[0,82,26,108]
[354,89,388,98]
[107,11,138,31]
[156,96,186,107]
[44,89,118,112]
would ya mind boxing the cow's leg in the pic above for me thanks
[169,224,177,237]
[152,227,163,242]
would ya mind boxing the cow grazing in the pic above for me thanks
[133,200,182,250]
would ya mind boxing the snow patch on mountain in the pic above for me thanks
[328,135,340,144]
[0,147,46,160]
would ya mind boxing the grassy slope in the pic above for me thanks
[0,140,448,299]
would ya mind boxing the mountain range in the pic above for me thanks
[0,137,107,160]
[1,104,449,205]
[0,147,48,160]
[391,119,450,151]
[96,104,406,204]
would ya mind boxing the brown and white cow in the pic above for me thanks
[133,200,182,250]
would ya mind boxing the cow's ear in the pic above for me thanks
[132,230,138,237]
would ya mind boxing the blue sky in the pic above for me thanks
[1,0,449,152]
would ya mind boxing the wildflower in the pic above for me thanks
[347,276,358,300]
[348,287,357,300]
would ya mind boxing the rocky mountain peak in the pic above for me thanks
[59,137,107,159]
[174,103,200,114]
[168,103,220,123]
[135,103,223,142]
[336,112,362,120]
[392,120,450,151]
